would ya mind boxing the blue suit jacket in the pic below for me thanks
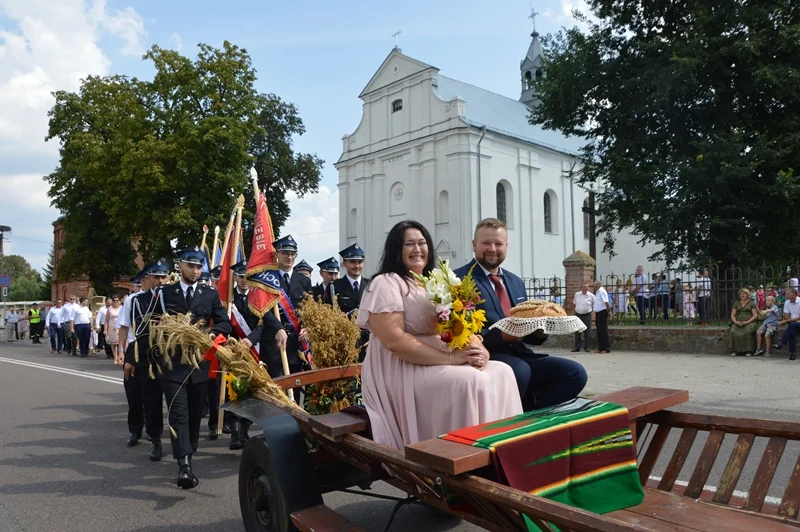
[453,259,547,358]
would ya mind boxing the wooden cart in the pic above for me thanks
[225,364,800,531]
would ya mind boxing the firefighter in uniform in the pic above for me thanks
[312,257,340,305]
[331,243,370,361]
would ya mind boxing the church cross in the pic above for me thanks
[529,6,540,32]
[391,28,402,47]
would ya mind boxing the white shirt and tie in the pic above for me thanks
[180,280,198,304]
[346,275,362,293]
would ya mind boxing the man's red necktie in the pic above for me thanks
[488,274,512,316]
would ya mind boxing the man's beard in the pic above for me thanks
[477,254,503,270]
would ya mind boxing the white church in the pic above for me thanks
[335,23,663,281]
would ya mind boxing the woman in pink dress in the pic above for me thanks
[357,220,522,450]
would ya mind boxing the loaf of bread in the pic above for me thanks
[509,299,568,318]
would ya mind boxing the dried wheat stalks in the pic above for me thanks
[149,312,299,409]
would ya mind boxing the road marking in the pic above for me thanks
[648,475,782,505]
[0,357,124,385]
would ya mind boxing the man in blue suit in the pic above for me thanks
[454,218,587,411]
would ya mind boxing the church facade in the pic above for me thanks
[335,30,663,282]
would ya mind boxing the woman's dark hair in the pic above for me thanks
[375,220,436,281]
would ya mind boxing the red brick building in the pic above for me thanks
[51,218,144,302]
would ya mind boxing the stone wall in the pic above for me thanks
[543,326,730,355]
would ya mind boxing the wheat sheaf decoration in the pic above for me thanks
[148,312,299,409]
[296,294,363,414]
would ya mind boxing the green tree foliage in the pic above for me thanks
[45,41,322,286]
[530,1,800,268]
[40,246,55,300]
[0,255,45,301]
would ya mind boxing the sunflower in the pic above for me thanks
[452,299,464,312]
[449,312,472,348]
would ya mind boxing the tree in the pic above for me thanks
[45,41,318,286]
[0,255,40,282]
[530,1,800,269]
[40,245,55,300]
[8,277,44,302]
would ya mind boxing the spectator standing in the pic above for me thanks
[696,269,711,325]
[682,284,696,325]
[594,280,612,353]
[572,282,595,352]
[4,308,18,342]
[17,309,28,340]
[631,266,648,324]
[613,279,627,325]
[96,298,110,355]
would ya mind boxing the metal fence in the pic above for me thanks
[523,277,567,308]
[598,264,800,326]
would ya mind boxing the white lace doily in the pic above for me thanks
[489,316,587,337]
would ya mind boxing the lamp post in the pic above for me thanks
[0,225,10,256]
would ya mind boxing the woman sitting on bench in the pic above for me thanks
[356,220,522,450]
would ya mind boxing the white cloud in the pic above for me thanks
[171,32,183,52]
[0,0,146,158]
[544,0,598,32]
[280,185,340,285]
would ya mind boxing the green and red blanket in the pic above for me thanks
[440,398,644,530]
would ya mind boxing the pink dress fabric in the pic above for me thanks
[357,273,523,450]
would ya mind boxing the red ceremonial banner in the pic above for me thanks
[217,227,235,307]
[245,193,281,320]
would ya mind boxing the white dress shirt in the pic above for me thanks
[784,298,800,320]
[47,307,62,327]
[71,306,92,325]
[179,280,199,299]
[117,290,143,343]
[346,274,363,291]
[574,291,595,315]
[60,303,75,325]
[96,306,108,328]
[593,286,610,312]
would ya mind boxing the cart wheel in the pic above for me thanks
[239,436,295,532]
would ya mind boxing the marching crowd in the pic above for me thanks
[6,217,592,491]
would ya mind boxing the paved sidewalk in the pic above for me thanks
[548,347,800,421]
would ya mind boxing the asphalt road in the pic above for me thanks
[0,339,798,532]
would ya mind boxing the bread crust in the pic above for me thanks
[509,299,567,318]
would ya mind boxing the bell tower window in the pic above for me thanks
[392,99,402,112]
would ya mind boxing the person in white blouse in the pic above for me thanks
[593,280,612,353]
[70,297,93,357]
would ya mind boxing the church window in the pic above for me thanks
[496,183,507,223]
[535,69,543,80]
[524,71,533,89]
[583,199,590,239]
[544,193,552,234]
[392,99,403,112]
[438,190,449,224]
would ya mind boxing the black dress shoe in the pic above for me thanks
[176,456,198,489]
[208,427,218,440]
[127,434,140,447]
[229,421,242,450]
[149,442,162,461]
[222,423,232,434]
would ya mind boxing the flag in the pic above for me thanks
[244,193,281,320]
[213,240,222,269]
[217,226,236,307]
[245,193,311,353]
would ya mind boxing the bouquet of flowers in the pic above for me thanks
[411,259,487,349]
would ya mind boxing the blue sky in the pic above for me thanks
[0,0,585,283]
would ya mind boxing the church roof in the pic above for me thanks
[432,74,585,157]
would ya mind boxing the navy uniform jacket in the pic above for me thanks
[155,281,232,383]
[331,276,370,317]
[453,259,547,358]
[331,276,370,361]
[277,271,312,367]
[312,282,335,305]
[232,289,283,363]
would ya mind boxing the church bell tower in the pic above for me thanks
[520,8,544,108]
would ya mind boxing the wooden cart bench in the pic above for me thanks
[239,368,800,531]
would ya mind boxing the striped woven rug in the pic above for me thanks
[440,398,645,529]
